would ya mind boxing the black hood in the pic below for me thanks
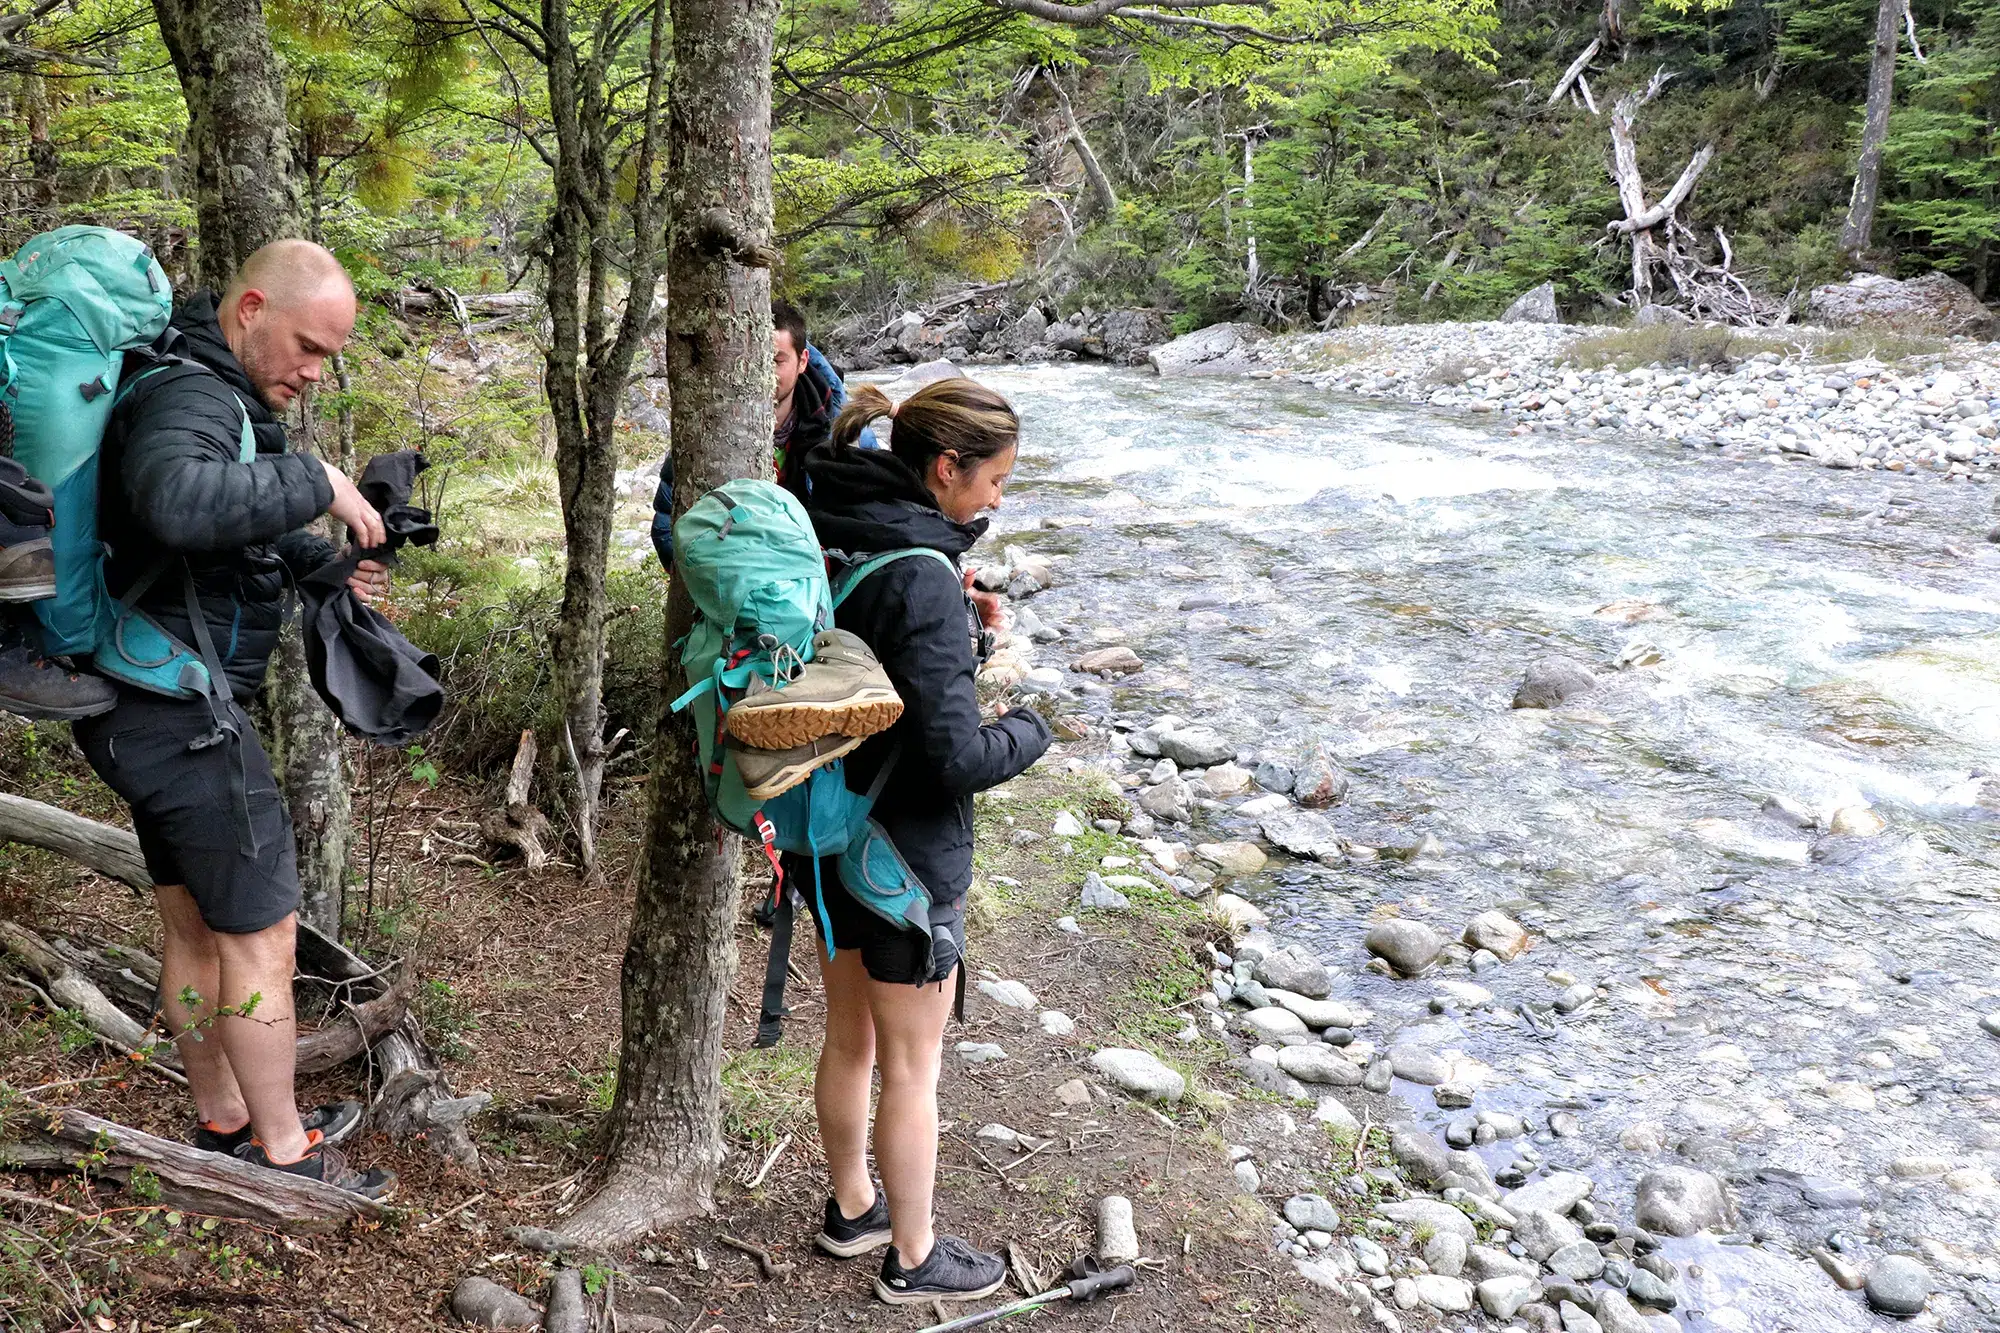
[170,291,273,424]
[805,446,986,558]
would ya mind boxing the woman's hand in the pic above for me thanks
[961,568,1005,630]
[348,558,391,603]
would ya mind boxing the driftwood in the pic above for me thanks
[0,790,486,1164]
[1548,37,1601,107]
[1,1102,388,1229]
[482,729,551,869]
[388,288,539,316]
[293,979,413,1076]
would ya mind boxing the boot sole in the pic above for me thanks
[725,695,903,750]
[815,1227,893,1258]
[874,1272,1006,1305]
[738,734,866,801]
[0,578,57,602]
[0,693,118,721]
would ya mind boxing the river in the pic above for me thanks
[976,363,2000,1331]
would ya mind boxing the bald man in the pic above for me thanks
[71,238,393,1199]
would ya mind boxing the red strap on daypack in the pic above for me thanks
[750,810,784,907]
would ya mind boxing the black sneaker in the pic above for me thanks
[236,1130,397,1201]
[0,641,116,720]
[194,1100,363,1155]
[816,1189,893,1258]
[874,1234,1007,1304]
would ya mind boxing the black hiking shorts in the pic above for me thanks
[786,853,963,987]
[74,688,300,935]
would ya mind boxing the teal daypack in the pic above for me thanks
[669,480,953,968]
[0,226,253,701]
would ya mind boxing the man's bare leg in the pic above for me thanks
[211,912,309,1163]
[154,884,249,1131]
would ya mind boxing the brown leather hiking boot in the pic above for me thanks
[725,629,902,750]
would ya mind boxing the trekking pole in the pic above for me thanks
[910,1262,1135,1333]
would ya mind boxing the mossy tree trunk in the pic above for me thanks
[152,0,349,937]
[556,0,777,1249]
[1839,0,1899,262]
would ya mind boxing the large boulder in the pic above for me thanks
[994,307,1050,357]
[1146,322,1268,376]
[1043,319,1088,355]
[1100,309,1169,363]
[1806,271,1995,338]
[1502,282,1560,325]
[1512,657,1598,709]
[1633,303,1694,328]
[1633,1167,1734,1236]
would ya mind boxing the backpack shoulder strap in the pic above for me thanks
[831,547,955,609]
[114,342,257,465]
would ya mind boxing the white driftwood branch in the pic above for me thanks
[1548,38,1601,106]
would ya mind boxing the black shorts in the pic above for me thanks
[74,689,301,935]
[785,854,963,987]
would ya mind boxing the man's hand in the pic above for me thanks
[347,558,390,604]
[321,459,386,550]
[962,569,1005,631]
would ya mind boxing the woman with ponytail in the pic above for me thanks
[792,377,1050,1305]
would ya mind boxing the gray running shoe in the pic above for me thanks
[725,629,902,750]
[874,1234,1007,1305]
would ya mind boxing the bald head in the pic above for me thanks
[218,239,357,412]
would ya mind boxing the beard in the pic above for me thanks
[236,324,291,411]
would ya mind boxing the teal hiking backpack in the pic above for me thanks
[0,225,254,702]
[669,480,954,967]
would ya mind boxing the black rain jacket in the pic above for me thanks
[804,446,1051,906]
[100,292,336,700]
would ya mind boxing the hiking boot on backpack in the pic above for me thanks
[236,1130,396,1201]
[724,628,902,751]
[0,618,115,720]
[0,457,57,603]
[730,730,864,802]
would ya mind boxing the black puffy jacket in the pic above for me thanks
[100,292,336,700]
[804,447,1051,906]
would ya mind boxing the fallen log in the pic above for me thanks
[0,791,487,1163]
[0,919,176,1077]
[0,1102,389,1230]
[387,288,539,316]
[1548,37,1601,107]
[293,979,414,1076]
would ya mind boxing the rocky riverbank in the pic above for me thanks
[959,533,1984,1331]
[1147,316,2000,486]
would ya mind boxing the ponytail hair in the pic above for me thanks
[829,377,1019,477]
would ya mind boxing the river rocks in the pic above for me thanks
[1389,1047,1453,1085]
[1100,309,1168,360]
[978,979,1036,1010]
[1511,1207,1585,1261]
[1623,1268,1677,1311]
[1807,271,1995,338]
[1479,1275,1544,1320]
[1380,1198,1476,1243]
[1252,759,1295,793]
[1864,1255,1931,1316]
[1982,1010,2000,1038]
[1292,755,1349,808]
[1414,1275,1474,1312]
[1351,1235,1391,1276]
[1091,1047,1185,1102]
[1240,1006,1310,1040]
[1071,646,1144,677]
[1259,808,1343,861]
[1469,1245,1538,1282]
[1364,920,1444,976]
[1147,322,1269,376]
[1138,779,1193,823]
[1277,1043,1363,1086]
[1265,990,1357,1029]
[1546,1241,1607,1281]
[1253,945,1332,997]
[1632,1166,1732,1236]
[1590,1292,1656,1333]
[1391,1127,1451,1185]
[1080,873,1131,911]
[1505,1171,1595,1217]
[1156,726,1234,768]
[1558,1300,1602,1333]
[1315,1096,1362,1134]
[1197,840,1267,877]
[1284,1193,1340,1233]
[1513,657,1598,709]
[1051,810,1086,838]
[1210,892,1268,931]
[1826,804,1886,837]
[1463,910,1529,960]
[1422,1229,1467,1279]
[1504,282,1560,325]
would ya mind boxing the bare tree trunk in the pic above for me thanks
[1243,132,1259,294]
[1840,0,1899,262]
[151,0,348,936]
[1046,71,1116,221]
[557,0,776,1251]
[22,72,56,226]
[151,0,303,292]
